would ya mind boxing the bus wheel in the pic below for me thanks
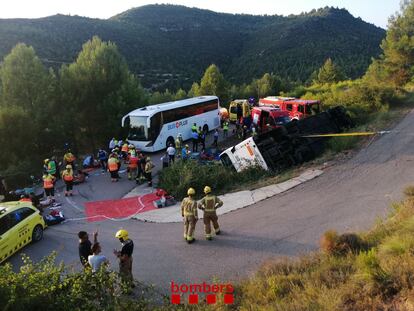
[203,125,209,133]
[166,137,174,149]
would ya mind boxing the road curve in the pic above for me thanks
[9,109,414,294]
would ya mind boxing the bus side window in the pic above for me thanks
[286,104,293,111]
[298,105,304,114]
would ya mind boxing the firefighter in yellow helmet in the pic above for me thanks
[113,229,134,286]
[181,188,198,243]
[198,186,223,240]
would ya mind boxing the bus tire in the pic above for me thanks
[166,137,174,149]
[203,124,209,133]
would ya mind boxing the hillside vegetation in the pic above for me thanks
[0,5,384,89]
[222,187,414,310]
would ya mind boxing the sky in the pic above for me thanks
[0,0,401,29]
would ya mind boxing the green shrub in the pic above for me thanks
[0,253,158,310]
[158,160,269,200]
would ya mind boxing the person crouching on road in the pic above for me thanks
[198,186,223,240]
[43,172,56,201]
[62,164,74,196]
[114,229,134,286]
[181,188,198,244]
[108,153,120,182]
[144,157,155,187]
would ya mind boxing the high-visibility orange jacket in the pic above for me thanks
[108,157,119,172]
[43,175,55,189]
[128,156,139,169]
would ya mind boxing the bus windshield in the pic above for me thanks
[125,116,149,141]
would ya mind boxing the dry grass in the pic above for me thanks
[190,186,414,311]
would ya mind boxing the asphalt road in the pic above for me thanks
[7,111,414,294]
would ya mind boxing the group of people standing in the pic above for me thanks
[78,230,134,286]
[42,150,77,200]
[106,139,155,186]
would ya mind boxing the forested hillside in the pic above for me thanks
[0,4,384,89]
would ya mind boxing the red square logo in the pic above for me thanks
[206,294,216,304]
[224,294,234,304]
[171,294,180,304]
[188,294,199,304]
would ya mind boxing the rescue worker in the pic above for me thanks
[43,172,56,201]
[127,152,139,180]
[46,157,57,179]
[121,142,129,161]
[113,229,134,286]
[64,150,76,167]
[144,157,155,187]
[128,144,136,157]
[135,153,146,184]
[181,188,198,243]
[198,186,223,240]
[61,164,74,196]
[108,154,120,182]
[191,123,197,133]
[223,120,229,138]
[175,134,183,158]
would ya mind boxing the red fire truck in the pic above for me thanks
[251,106,290,132]
[259,97,321,120]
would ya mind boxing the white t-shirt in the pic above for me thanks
[167,146,176,156]
[88,254,107,272]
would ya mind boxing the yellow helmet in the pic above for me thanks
[204,186,212,194]
[115,229,129,240]
[187,188,196,196]
[44,159,49,164]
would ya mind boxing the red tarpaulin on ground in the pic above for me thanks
[84,192,159,222]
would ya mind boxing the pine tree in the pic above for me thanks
[315,58,346,84]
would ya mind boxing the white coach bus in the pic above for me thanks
[122,96,220,152]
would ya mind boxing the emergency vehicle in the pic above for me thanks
[228,99,251,123]
[259,97,321,120]
[251,106,290,132]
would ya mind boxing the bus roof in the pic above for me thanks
[126,96,218,117]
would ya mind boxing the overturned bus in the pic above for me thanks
[219,106,353,173]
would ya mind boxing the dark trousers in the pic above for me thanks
[192,139,198,152]
[146,172,152,186]
[169,155,175,163]
[100,159,107,170]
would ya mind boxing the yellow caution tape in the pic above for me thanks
[302,131,390,138]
